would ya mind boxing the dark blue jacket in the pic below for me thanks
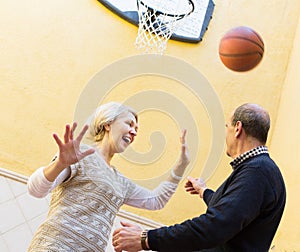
[148,153,286,252]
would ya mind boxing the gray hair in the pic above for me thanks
[231,103,270,144]
[87,102,138,142]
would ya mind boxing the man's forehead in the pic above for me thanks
[226,110,234,121]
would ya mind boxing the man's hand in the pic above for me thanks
[112,221,143,252]
[184,176,207,198]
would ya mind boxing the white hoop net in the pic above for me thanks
[135,0,194,54]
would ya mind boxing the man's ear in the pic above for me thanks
[235,121,243,137]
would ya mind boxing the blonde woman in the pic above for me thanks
[27,102,190,252]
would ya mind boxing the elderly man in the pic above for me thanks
[112,103,286,252]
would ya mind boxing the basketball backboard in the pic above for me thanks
[97,0,215,43]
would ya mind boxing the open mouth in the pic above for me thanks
[122,136,131,144]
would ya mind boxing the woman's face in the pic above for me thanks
[108,111,138,153]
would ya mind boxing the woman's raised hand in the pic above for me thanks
[170,129,190,182]
[53,122,95,169]
[178,129,190,168]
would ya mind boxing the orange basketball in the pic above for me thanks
[219,26,264,72]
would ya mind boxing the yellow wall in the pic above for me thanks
[269,14,300,251]
[0,0,299,250]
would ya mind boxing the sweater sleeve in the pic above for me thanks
[203,189,214,206]
[27,166,71,198]
[147,167,269,251]
[124,181,178,210]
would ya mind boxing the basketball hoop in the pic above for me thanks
[135,0,195,54]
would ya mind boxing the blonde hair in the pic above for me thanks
[87,102,138,142]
